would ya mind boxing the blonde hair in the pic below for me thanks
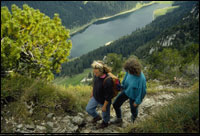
[91,60,112,74]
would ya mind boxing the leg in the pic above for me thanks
[102,101,111,123]
[129,99,138,123]
[113,91,129,118]
[86,97,99,118]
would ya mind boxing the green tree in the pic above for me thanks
[104,53,123,75]
[180,44,199,78]
[149,48,183,79]
[1,4,72,81]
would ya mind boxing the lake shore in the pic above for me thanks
[69,1,157,36]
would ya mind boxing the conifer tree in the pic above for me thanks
[1,4,72,81]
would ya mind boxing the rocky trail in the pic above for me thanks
[2,86,192,133]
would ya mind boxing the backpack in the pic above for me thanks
[103,72,122,98]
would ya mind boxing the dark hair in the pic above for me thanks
[123,57,141,76]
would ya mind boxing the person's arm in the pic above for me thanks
[102,77,113,112]
[134,80,146,106]
[102,100,109,112]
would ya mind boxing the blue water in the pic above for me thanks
[70,3,172,58]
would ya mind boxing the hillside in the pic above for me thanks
[1,1,147,34]
[135,2,199,59]
[1,1,199,134]
[1,74,199,133]
[59,1,198,77]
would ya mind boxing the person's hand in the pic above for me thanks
[102,106,106,112]
[133,102,137,107]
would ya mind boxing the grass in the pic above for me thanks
[53,68,92,86]
[1,72,198,133]
[153,6,179,19]
[121,82,199,133]
[1,74,92,133]
[146,80,192,94]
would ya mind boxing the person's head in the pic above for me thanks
[91,60,111,77]
[123,57,142,76]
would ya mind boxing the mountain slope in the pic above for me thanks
[59,1,198,77]
[135,2,199,59]
[1,1,143,33]
[1,73,198,133]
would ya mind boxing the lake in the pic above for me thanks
[69,3,172,58]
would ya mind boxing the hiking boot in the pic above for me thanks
[91,115,102,123]
[110,118,123,124]
[97,121,108,129]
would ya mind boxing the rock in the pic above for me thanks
[157,94,173,100]
[153,79,160,82]
[123,112,131,119]
[36,125,46,131]
[85,116,91,122]
[141,98,155,108]
[70,125,78,132]
[63,115,71,121]
[29,108,33,115]
[41,122,46,126]
[47,113,54,118]
[78,112,84,118]
[156,85,164,90]
[71,116,84,126]
[25,124,35,130]
[59,128,66,133]
[47,121,54,128]
[19,130,31,133]
[82,129,91,133]
[17,124,23,129]
[52,127,60,133]
[62,119,70,124]
[16,128,21,133]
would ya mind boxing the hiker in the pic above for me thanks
[86,60,113,128]
[111,57,146,124]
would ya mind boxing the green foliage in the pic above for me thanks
[180,44,199,78]
[1,1,141,32]
[104,53,123,75]
[147,43,199,80]
[149,48,183,79]
[1,4,72,81]
[181,44,199,64]
[135,2,199,59]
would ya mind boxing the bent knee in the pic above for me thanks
[86,105,92,114]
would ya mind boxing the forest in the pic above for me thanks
[59,1,199,78]
[1,1,146,32]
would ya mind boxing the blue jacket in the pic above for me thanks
[122,72,146,105]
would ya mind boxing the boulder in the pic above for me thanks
[71,115,84,126]
[47,113,54,118]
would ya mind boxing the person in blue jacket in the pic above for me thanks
[111,57,146,124]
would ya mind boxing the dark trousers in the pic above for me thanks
[113,91,138,122]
